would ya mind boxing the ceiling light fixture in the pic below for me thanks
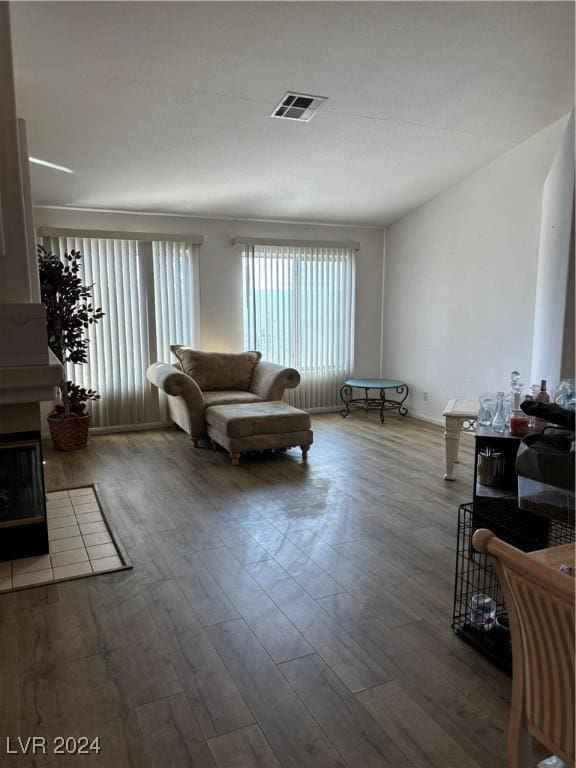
[29,156,74,174]
[271,92,328,122]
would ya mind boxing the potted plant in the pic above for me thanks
[38,245,104,450]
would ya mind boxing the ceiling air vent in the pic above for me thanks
[271,92,328,122]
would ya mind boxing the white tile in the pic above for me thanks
[49,525,81,541]
[46,499,73,511]
[72,502,100,514]
[12,554,52,575]
[47,506,75,520]
[0,561,11,579]
[68,488,94,498]
[48,515,77,530]
[13,569,53,588]
[74,511,102,525]
[49,536,84,553]
[0,576,12,592]
[82,532,111,547]
[87,543,117,561]
[46,490,69,500]
[90,556,123,572]
[79,522,106,535]
[53,561,92,580]
[50,549,89,567]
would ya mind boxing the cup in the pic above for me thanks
[478,393,493,426]
[477,451,504,486]
[470,593,496,631]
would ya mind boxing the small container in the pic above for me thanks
[509,412,529,437]
[477,450,505,486]
[478,393,493,426]
[536,380,550,404]
[491,392,507,433]
[523,393,536,428]
[470,594,497,631]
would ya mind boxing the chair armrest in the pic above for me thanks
[251,360,300,401]
[146,363,206,435]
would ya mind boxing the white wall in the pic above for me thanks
[531,112,575,385]
[34,208,385,379]
[381,116,568,424]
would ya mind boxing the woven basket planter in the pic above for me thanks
[47,413,90,451]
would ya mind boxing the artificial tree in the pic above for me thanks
[38,245,104,447]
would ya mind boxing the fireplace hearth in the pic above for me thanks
[0,431,48,561]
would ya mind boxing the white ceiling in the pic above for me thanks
[10,1,574,227]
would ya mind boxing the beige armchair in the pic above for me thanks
[147,352,300,446]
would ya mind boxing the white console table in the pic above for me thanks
[443,399,478,480]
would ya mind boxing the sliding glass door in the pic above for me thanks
[243,243,355,410]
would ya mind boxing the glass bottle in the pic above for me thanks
[507,371,522,425]
[491,392,507,433]
[509,390,529,437]
[536,379,550,403]
[510,370,521,392]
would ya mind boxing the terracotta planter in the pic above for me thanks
[47,413,90,451]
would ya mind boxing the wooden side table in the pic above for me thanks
[443,398,477,480]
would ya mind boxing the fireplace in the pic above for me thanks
[0,431,48,561]
[0,5,63,561]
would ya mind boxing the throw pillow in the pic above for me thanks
[171,347,262,391]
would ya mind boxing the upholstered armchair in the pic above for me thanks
[146,348,300,446]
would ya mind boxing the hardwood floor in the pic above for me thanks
[0,413,514,767]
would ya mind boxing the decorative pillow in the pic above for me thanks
[170,347,261,391]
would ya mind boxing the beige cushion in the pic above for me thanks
[206,401,311,438]
[206,427,313,454]
[204,391,263,407]
[171,347,261,391]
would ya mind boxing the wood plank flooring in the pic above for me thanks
[0,413,515,768]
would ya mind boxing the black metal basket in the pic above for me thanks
[452,498,575,675]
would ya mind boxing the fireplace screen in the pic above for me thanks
[0,437,45,527]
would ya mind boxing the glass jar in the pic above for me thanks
[509,410,529,437]
[470,594,497,631]
[478,393,494,426]
[491,392,507,433]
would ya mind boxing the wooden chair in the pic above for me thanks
[472,529,575,768]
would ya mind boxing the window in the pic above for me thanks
[242,242,355,410]
[41,232,200,428]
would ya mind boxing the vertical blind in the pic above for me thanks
[152,240,199,421]
[43,235,199,428]
[243,243,355,410]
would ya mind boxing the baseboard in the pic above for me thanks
[407,410,475,441]
[306,406,341,414]
[405,410,444,427]
[85,409,444,432]
[88,421,172,434]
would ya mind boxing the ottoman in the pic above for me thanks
[205,401,313,465]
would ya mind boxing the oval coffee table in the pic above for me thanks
[339,378,409,424]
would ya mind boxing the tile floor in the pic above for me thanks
[0,486,127,592]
